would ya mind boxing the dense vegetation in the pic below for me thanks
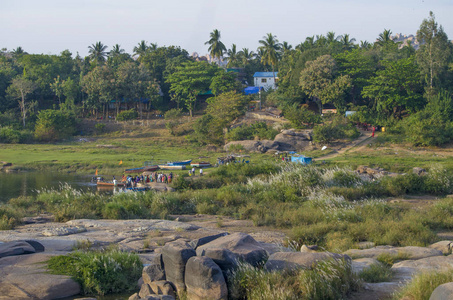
[1,12,452,146]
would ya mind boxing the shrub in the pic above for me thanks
[313,117,360,144]
[94,123,106,133]
[34,109,78,142]
[116,109,138,121]
[47,249,142,296]
[225,122,279,142]
[164,108,183,136]
[358,263,393,283]
[395,269,453,300]
[283,104,321,129]
[0,127,32,143]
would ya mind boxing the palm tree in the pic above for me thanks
[88,42,108,63]
[133,40,149,59]
[360,40,371,49]
[258,33,281,89]
[281,41,293,56]
[326,31,339,43]
[226,44,240,68]
[109,44,125,57]
[376,29,393,46]
[149,43,158,52]
[240,48,255,66]
[338,34,356,51]
[12,46,27,56]
[205,29,226,65]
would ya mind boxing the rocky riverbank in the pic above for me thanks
[0,216,452,300]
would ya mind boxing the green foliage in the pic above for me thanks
[395,269,453,300]
[228,259,359,300]
[34,109,77,142]
[164,108,183,136]
[47,249,142,296]
[359,263,393,283]
[94,123,105,133]
[209,70,241,96]
[0,127,32,143]
[313,117,359,144]
[116,109,138,121]
[225,122,278,141]
[283,104,321,128]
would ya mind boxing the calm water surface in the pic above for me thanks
[0,172,105,203]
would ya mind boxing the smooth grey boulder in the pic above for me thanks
[264,251,350,271]
[185,256,228,300]
[344,246,443,260]
[196,233,268,272]
[429,241,452,255]
[392,255,453,282]
[351,258,381,275]
[162,240,196,292]
[429,282,453,300]
[149,281,176,298]
[143,253,166,284]
[0,240,44,258]
[0,253,80,300]
[189,233,229,250]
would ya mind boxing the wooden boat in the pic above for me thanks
[96,181,125,187]
[158,164,186,170]
[190,162,211,168]
[167,159,192,166]
[124,165,159,173]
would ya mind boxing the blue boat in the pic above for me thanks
[167,159,192,166]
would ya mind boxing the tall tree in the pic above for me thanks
[338,34,356,51]
[205,29,226,65]
[416,11,451,90]
[226,44,240,68]
[240,48,255,66]
[109,44,125,57]
[258,33,282,89]
[6,75,36,127]
[133,41,149,59]
[88,42,108,64]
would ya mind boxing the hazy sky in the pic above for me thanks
[1,0,452,57]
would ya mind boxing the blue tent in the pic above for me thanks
[291,155,312,165]
[243,86,262,95]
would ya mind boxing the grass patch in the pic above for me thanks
[359,263,393,283]
[394,269,453,300]
[47,249,142,296]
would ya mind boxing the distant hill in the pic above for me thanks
[390,33,453,50]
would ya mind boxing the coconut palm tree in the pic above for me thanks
[240,48,255,66]
[12,46,27,56]
[376,29,393,46]
[326,31,339,43]
[109,44,125,57]
[88,42,108,64]
[280,41,293,56]
[149,43,158,52]
[360,40,371,49]
[258,33,281,88]
[205,29,226,65]
[226,44,240,68]
[133,40,149,59]
[338,34,356,51]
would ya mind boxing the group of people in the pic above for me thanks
[121,172,173,187]
[188,167,203,176]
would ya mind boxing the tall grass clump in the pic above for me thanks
[47,248,142,296]
[228,259,360,300]
[394,269,453,300]
[358,262,393,283]
[0,206,22,230]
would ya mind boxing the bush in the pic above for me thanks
[283,104,321,129]
[94,123,106,133]
[47,249,142,296]
[164,108,183,136]
[358,263,393,283]
[34,109,78,142]
[0,127,31,143]
[225,122,278,142]
[116,109,138,121]
[313,116,359,144]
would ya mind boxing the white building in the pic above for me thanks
[253,72,278,91]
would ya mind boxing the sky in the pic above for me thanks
[1,0,452,57]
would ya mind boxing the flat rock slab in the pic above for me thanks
[42,226,87,236]
[392,255,453,282]
[430,282,453,300]
[67,219,200,231]
[344,246,443,260]
[0,252,80,300]
[352,258,381,275]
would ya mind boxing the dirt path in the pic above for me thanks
[315,131,375,161]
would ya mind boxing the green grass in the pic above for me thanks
[359,263,393,283]
[394,269,453,300]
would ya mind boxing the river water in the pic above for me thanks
[0,172,103,203]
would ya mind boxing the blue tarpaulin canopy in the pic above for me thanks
[291,155,312,165]
[244,86,262,95]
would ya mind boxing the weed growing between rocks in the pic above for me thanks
[228,259,360,300]
[47,249,142,296]
[358,263,393,283]
[394,268,453,300]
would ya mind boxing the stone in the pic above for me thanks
[185,256,228,300]
[300,245,317,253]
[392,255,453,282]
[128,293,140,300]
[196,233,268,272]
[351,258,381,274]
[189,233,229,250]
[413,167,427,176]
[429,240,452,255]
[42,226,87,236]
[264,251,350,272]
[0,253,80,300]
[0,240,43,258]
[162,240,196,292]
[142,253,166,284]
[274,131,311,151]
[429,282,453,300]
[344,246,443,260]
[149,280,176,298]
[139,283,155,298]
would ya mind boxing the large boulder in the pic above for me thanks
[148,281,176,298]
[430,282,453,300]
[392,255,453,282]
[273,130,312,151]
[0,253,80,300]
[189,233,229,250]
[143,253,166,284]
[264,251,350,272]
[185,256,228,300]
[223,140,278,153]
[162,240,196,292]
[351,258,381,275]
[429,241,452,255]
[344,246,443,260]
[0,240,44,258]
[196,233,268,272]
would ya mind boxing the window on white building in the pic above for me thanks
[261,78,267,83]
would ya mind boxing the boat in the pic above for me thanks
[126,186,151,192]
[158,164,186,170]
[96,181,125,187]
[167,159,192,166]
[124,165,159,173]
[190,162,211,168]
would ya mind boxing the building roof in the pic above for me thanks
[253,72,278,78]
